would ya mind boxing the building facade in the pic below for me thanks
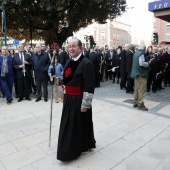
[154,18,170,45]
[149,0,170,45]
[73,19,131,49]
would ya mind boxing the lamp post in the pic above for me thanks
[127,7,134,34]
[2,8,7,46]
[29,27,33,47]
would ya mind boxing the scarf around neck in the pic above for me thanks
[1,55,8,77]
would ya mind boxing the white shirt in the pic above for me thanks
[139,54,149,68]
[19,53,24,62]
[72,53,82,61]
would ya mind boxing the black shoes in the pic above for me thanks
[126,91,133,94]
[35,98,41,102]
[35,97,47,102]
[7,101,12,104]
[25,97,31,101]
[15,95,19,98]
[44,98,48,102]
[120,87,125,90]
[7,99,13,104]
[18,98,23,102]
[112,79,115,83]
[157,87,165,90]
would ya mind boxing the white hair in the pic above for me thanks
[138,45,146,50]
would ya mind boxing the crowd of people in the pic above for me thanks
[0,42,170,107]
[0,44,64,104]
[1,39,170,161]
[85,43,170,110]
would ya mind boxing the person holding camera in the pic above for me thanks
[48,55,64,103]
[147,47,162,93]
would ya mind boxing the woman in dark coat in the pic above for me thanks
[112,48,122,84]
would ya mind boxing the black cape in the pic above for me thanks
[57,55,96,161]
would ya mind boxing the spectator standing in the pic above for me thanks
[0,46,14,104]
[48,57,64,103]
[131,45,150,111]
[13,44,32,102]
[32,44,51,102]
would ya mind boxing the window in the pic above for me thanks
[113,32,116,39]
[165,33,170,40]
[101,32,105,39]
[117,33,119,39]
[166,24,170,30]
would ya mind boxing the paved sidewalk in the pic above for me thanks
[0,80,170,170]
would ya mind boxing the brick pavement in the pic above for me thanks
[0,81,170,170]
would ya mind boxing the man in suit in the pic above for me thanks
[45,45,52,61]
[60,44,70,68]
[0,46,14,104]
[32,43,51,102]
[82,43,89,58]
[24,44,33,58]
[13,44,32,102]
[88,48,101,87]
[105,47,115,80]
[99,47,106,82]
[126,44,135,94]
[24,44,36,94]
[164,46,170,87]
[120,44,129,90]
[147,47,161,93]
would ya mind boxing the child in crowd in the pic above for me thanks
[48,55,64,103]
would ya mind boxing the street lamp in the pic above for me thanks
[126,7,134,34]
[2,8,7,46]
[84,35,88,49]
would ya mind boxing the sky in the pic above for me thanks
[118,0,154,25]
[74,0,156,46]
[117,0,154,45]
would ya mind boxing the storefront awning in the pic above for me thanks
[148,0,170,22]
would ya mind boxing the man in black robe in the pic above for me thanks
[57,38,96,161]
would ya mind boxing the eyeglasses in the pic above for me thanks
[69,45,79,49]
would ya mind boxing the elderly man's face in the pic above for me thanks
[68,39,82,58]
[1,46,8,56]
[35,44,42,53]
[18,45,23,53]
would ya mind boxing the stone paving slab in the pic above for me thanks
[0,146,46,170]
[157,105,170,116]
[0,81,170,170]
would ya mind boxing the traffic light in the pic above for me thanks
[153,33,158,44]
[88,35,96,48]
